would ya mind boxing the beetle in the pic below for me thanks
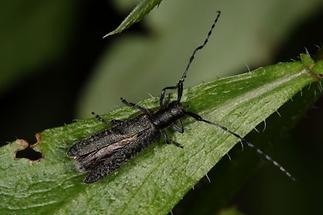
[68,11,294,183]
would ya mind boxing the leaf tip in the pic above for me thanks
[102,32,114,39]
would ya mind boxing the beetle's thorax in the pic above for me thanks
[151,101,185,129]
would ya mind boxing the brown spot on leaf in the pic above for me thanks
[32,133,42,147]
[15,139,29,150]
[308,70,323,80]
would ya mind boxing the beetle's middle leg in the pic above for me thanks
[172,120,184,133]
[161,130,183,148]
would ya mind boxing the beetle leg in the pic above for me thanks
[161,130,183,148]
[91,112,123,126]
[160,85,178,107]
[120,97,152,116]
[172,120,184,133]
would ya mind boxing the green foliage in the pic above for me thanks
[0,56,322,214]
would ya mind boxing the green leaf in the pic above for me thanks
[0,56,322,214]
[103,0,162,37]
[177,65,323,214]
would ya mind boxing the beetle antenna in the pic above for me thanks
[179,10,221,85]
[185,111,296,181]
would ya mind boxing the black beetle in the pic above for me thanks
[68,11,294,183]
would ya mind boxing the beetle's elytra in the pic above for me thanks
[68,11,295,183]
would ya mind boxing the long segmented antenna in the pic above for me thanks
[205,120,295,181]
[179,10,221,84]
[185,111,296,181]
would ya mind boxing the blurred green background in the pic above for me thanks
[0,0,322,214]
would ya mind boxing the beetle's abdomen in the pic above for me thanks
[84,126,160,183]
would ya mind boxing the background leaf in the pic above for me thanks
[0,57,321,214]
[104,0,162,37]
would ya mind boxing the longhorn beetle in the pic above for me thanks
[68,11,295,183]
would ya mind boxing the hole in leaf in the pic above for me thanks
[16,147,42,161]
